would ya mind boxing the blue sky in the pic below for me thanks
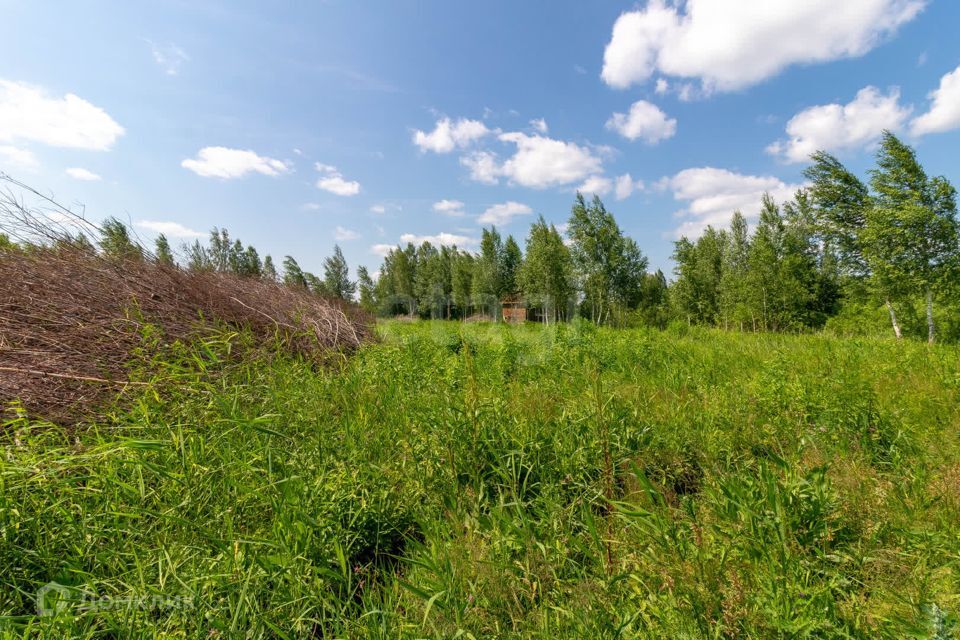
[2,0,960,276]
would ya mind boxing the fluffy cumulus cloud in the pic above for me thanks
[0,145,39,170]
[0,79,124,150]
[370,244,394,257]
[315,163,360,196]
[65,167,101,181]
[466,133,603,189]
[477,201,533,226]
[433,199,466,216]
[577,175,612,196]
[498,133,603,189]
[767,86,911,163]
[601,0,925,92]
[399,231,476,247]
[413,117,490,153]
[334,225,360,241]
[460,150,500,185]
[606,100,677,143]
[911,64,960,135]
[136,220,205,238]
[614,173,643,200]
[662,167,804,238]
[529,118,548,134]
[182,147,290,179]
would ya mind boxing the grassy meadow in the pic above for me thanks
[2,320,960,638]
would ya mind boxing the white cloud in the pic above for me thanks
[65,167,101,181]
[767,86,910,163]
[477,201,533,226]
[461,133,604,189]
[911,64,960,135]
[0,145,39,170]
[530,118,549,134]
[601,0,925,92]
[335,225,360,241]
[0,79,124,150]
[413,117,490,153]
[606,100,677,143]
[370,243,394,257]
[369,204,386,214]
[655,78,669,94]
[315,162,360,196]
[614,173,643,200]
[460,150,500,185]
[497,132,604,189]
[149,42,189,76]
[136,220,205,238]
[399,232,476,247]
[433,199,466,216]
[577,175,612,196]
[182,146,290,179]
[663,167,804,238]
[301,202,322,211]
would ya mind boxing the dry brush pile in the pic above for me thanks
[0,178,374,422]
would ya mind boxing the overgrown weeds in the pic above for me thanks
[1,321,958,637]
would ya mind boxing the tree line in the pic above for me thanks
[3,131,956,341]
[365,194,669,326]
[671,132,959,342]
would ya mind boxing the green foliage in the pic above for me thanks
[517,216,574,323]
[154,233,174,266]
[567,193,649,323]
[3,322,959,637]
[98,217,142,260]
[323,244,356,300]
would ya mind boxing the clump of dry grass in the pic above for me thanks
[0,175,374,422]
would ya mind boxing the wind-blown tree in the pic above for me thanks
[805,149,904,337]
[184,240,211,271]
[282,255,307,289]
[99,217,142,260]
[208,228,232,272]
[518,216,574,323]
[154,233,174,266]
[804,151,872,279]
[357,265,376,312]
[232,244,262,278]
[567,193,648,324]
[304,272,327,296]
[867,131,959,343]
[323,244,356,300]
[262,255,277,282]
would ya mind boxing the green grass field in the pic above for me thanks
[2,321,960,638]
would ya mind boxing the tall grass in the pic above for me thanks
[1,321,958,637]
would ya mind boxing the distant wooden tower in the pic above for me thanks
[501,296,527,324]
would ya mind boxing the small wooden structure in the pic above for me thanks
[501,296,527,324]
